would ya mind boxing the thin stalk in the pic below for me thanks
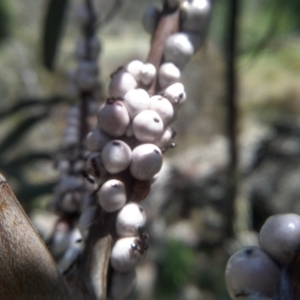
[225,0,239,237]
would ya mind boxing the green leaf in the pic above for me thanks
[0,96,69,121]
[0,0,13,45]
[1,152,53,168]
[0,112,49,155]
[16,181,56,206]
[42,0,69,71]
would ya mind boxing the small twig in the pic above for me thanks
[80,0,97,140]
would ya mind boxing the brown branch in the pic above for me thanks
[0,174,70,300]
[146,5,179,95]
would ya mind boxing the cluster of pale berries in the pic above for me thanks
[82,0,211,299]
[49,3,101,270]
[52,105,91,214]
[226,213,300,299]
[52,1,102,214]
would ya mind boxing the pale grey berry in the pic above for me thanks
[98,99,130,137]
[61,193,80,213]
[101,140,132,174]
[98,179,127,212]
[123,89,150,119]
[75,36,101,60]
[180,0,211,33]
[51,221,72,258]
[62,125,80,148]
[55,175,84,194]
[76,60,99,90]
[57,160,70,173]
[158,62,181,89]
[259,213,300,266]
[57,228,83,272]
[109,69,138,98]
[109,269,137,300]
[130,144,163,180]
[67,105,80,118]
[110,237,143,273]
[149,95,174,126]
[85,128,112,152]
[77,60,99,75]
[225,247,280,300]
[116,203,146,237]
[164,32,202,69]
[132,110,164,142]
[74,5,90,26]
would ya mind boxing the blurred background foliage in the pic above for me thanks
[1,0,300,299]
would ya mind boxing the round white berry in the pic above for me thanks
[140,63,157,85]
[162,82,187,107]
[98,179,127,212]
[85,128,112,152]
[110,237,143,272]
[164,32,202,69]
[225,247,280,300]
[259,213,300,266]
[125,60,144,81]
[130,144,163,180]
[116,203,146,237]
[149,95,174,126]
[123,89,150,119]
[97,98,130,137]
[109,69,138,98]
[125,123,134,137]
[132,110,164,142]
[158,62,181,89]
[101,140,132,174]
[154,127,176,151]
